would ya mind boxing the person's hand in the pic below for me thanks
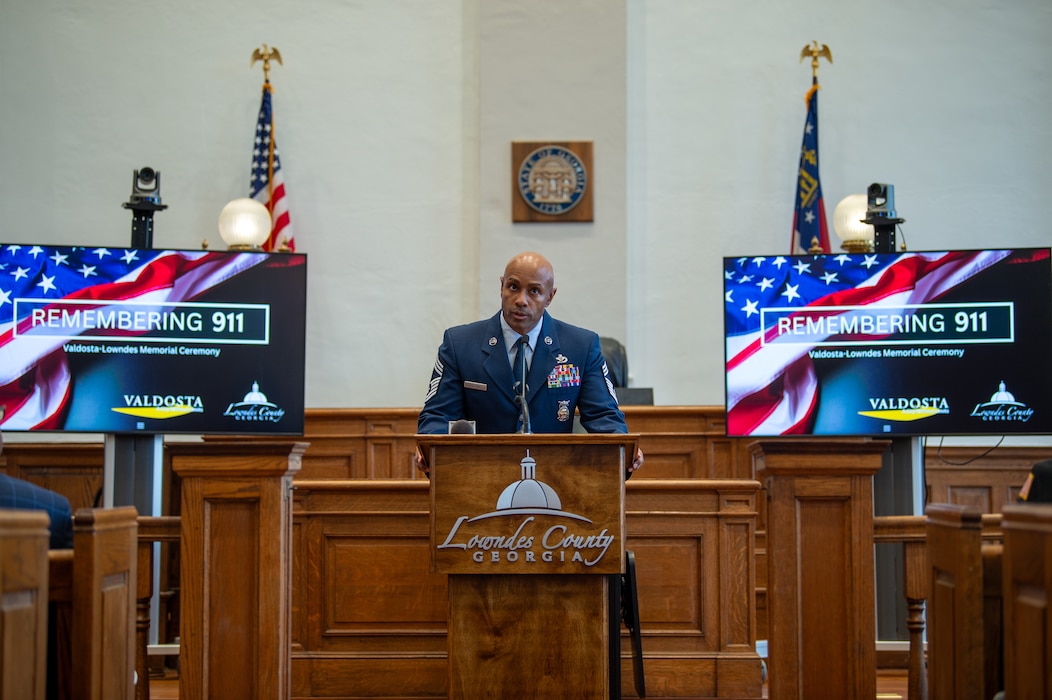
[628,447,644,474]
[413,446,429,476]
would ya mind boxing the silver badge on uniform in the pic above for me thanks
[488,337,497,346]
[555,354,568,363]
[544,336,553,345]
[557,400,571,422]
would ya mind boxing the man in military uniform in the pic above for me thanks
[415,251,643,475]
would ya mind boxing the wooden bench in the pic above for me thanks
[0,509,51,700]
[926,502,991,700]
[48,506,138,700]
[1001,502,1052,699]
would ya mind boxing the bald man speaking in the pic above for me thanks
[416,251,643,474]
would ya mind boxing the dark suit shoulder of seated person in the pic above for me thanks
[1019,458,1052,503]
[418,251,628,436]
[0,472,74,549]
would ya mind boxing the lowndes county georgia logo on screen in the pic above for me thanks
[723,248,1052,437]
[0,244,306,434]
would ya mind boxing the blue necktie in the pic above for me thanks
[513,335,529,432]
[513,335,528,393]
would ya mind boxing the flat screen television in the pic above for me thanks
[0,244,307,434]
[723,248,1052,437]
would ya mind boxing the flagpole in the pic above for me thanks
[249,44,295,252]
[799,40,832,185]
[792,42,833,255]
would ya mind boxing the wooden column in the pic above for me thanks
[171,441,305,700]
[751,439,887,700]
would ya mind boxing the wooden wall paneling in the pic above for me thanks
[1,444,104,511]
[288,477,762,699]
[629,434,707,479]
[622,406,753,481]
[206,409,422,479]
[215,406,757,480]
[1000,503,1052,699]
[291,480,447,699]
[0,510,50,700]
[624,479,762,698]
[924,446,1046,513]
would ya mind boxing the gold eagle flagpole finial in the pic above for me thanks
[251,44,283,85]
[799,41,832,84]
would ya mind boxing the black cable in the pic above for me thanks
[932,434,1006,465]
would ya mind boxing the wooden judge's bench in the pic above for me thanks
[278,409,763,699]
[2,406,1045,699]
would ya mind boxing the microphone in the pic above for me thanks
[515,334,531,434]
[448,419,476,434]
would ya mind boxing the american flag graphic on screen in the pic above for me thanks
[251,83,295,252]
[0,246,264,430]
[724,249,1014,436]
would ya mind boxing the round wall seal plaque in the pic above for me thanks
[516,145,588,216]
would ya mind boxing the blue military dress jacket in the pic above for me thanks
[418,311,626,435]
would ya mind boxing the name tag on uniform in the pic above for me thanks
[547,364,581,388]
[464,381,488,392]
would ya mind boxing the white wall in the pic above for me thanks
[2,0,1050,431]
[479,0,628,344]
[628,0,1052,405]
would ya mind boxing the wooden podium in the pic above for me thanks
[420,434,635,700]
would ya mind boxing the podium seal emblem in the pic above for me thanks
[516,145,588,215]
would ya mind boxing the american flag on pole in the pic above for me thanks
[791,85,831,254]
[251,82,295,252]
[724,249,1015,436]
[0,245,265,430]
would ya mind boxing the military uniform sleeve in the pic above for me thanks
[576,333,628,434]
[417,329,466,434]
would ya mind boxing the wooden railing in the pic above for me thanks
[134,516,180,700]
[873,511,1005,700]
[873,515,929,700]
